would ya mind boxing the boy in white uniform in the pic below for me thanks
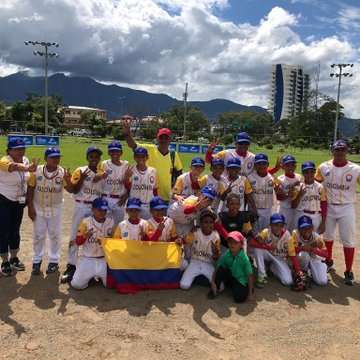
[315,139,360,285]
[101,140,130,224]
[61,147,104,284]
[71,198,114,290]
[27,147,72,275]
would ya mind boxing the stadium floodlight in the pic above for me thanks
[24,40,60,135]
[329,63,354,142]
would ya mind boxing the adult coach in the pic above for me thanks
[315,139,360,285]
[123,123,182,201]
[0,139,38,276]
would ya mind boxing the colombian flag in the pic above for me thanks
[102,239,182,294]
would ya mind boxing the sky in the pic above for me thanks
[0,0,359,117]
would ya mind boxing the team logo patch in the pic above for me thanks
[134,176,139,181]
[107,229,112,236]
[268,180,273,186]
[55,177,62,184]
[85,176,91,182]
[346,174,353,182]
[106,169,113,175]
[150,176,154,184]
[247,162,252,169]
[123,232,128,237]
[37,176,43,181]
[324,170,330,177]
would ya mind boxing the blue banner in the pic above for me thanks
[201,145,224,154]
[178,144,200,153]
[225,145,236,150]
[169,143,177,151]
[35,135,60,146]
[8,134,33,146]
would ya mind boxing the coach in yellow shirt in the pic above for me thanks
[124,125,183,201]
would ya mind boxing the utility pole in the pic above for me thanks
[183,82,188,140]
[330,63,354,142]
[25,41,60,135]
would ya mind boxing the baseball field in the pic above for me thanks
[1,136,360,360]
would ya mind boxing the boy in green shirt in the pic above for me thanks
[209,231,254,303]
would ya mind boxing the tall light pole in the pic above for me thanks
[330,63,353,142]
[25,41,60,135]
[183,82,188,140]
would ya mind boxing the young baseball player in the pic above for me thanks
[126,147,158,220]
[113,198,151,240]
[27,147,72,275]
[247,153,279,232]
[289,216,328,286]
[71,198,114,290]
[167,185,217,237]
[180,209,221,289]
[219,158,256,213]
[251,213,300,288]
[315,139,360,285]
[291,161,327,233]
[208,231,254,303]
[61,146,104,284]
[101,140,131,224]
[276,155,301,231]
[172,157,206,200]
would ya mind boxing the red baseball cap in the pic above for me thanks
[157,128,171,138]
[226,231,245,244]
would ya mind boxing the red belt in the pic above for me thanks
[303,210,321,214]
[102,194,121,199]
[75,199,93,204]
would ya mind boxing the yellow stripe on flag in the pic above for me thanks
[101,239,181,270]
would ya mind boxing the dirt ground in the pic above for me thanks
[1,193,360,360]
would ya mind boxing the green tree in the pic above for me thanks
[81,111,107,137]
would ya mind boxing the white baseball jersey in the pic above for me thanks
[147,217,177,242]
[173,172,202,197]
[167,195,199,225]
[130,166,158,205]
[114,219,149,240]
[316,160,360,205]
[294,181,326,212]
[258,228,292,259]
[28,165,65,217]
[185,228,220,264]
[101,159,129,196]
[290,230,325,258]
[71,166,103,203]
[247,172,275,209]
[0,155,30,202]
[278,173,302,208]
[202,174,225,194]
[77,216,114,258]
[220,175,253,204]
[215,150,255,176]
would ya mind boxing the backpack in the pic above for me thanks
[170,150,182,187]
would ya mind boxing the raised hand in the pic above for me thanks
[208,137,219,151]
[122,118,132,137]
[80,168,91,181]
[28,158,40,172]
[63,168,72,186]
[124,165,134,182]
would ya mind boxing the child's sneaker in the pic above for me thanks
[256,274,267,288]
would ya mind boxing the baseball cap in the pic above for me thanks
[298,215,313,229]
[7,138,26,150]
[191,157,205,167]
[282,154,296,165]
[86,146,103,156]
[108,140,122,151]
[134,147,148,156]
[235,132,251,144]
[157,128,171,138]
[332,139,347,150]
[211,158,225,167]
[301,161,316,172]
[92,197,109,211]
[126,197,142,210]
[270,213,286,225]
[201,185,217,200]
[199,208,217,220]
[45,147,61,158]
[150,196,168,210]
[226,158,241,168]
[226,231,245,244]
[254,153,269,164]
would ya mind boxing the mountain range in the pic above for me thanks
[0,72,265,121]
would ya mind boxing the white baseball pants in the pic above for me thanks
[295,211,322,232]
[254,208,272,233]
[253,248,293,286]
[324,204,356,248]
[279,206,296,231]
[71,257,107,290]
[180,259,215,289]
[67,203,92,266]
[32,208,62,264]
[297,251,327,286]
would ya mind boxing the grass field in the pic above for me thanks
[1,135,360,172]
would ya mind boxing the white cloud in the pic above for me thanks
[0,0,359,117]
[338,5,360,31]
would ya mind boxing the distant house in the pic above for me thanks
[62,105,107,128]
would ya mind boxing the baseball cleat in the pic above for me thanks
[256,274,267,289]
[1,261,12,277]
[46,263,59,274]
[323,259,334,273]
[9,257,25,271]
[60,264,76,284]
[32,262,42,276]
[344,271,355,286]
